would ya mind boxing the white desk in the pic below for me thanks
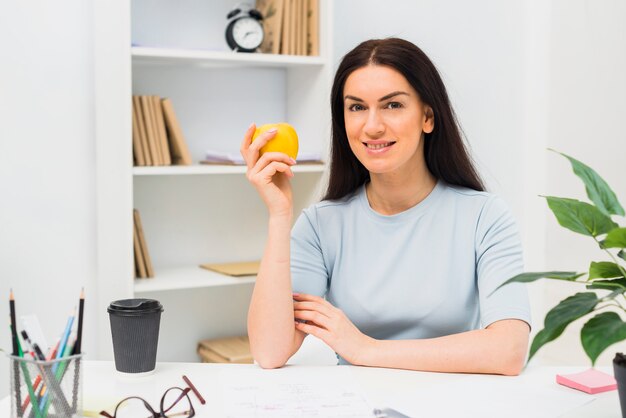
[1,362,620,417]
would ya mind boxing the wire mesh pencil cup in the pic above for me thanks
[8,353,83,418]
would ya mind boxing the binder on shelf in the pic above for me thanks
[280,0,291,55]
[307,0,319,56]
[133,209,154,278]
[161,98,193,165]
[197,336,253,364]
[294,0,302,55]
[133,219,147,278]
[152,95,172,165]
[131,99,146,166]
[141,95,162,165]
[133,96,152,166]
[257,0,285,54]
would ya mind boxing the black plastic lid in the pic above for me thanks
[107,298,163,316]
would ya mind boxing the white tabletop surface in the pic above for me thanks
[1,361,621,417]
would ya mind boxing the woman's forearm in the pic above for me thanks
[247,215,301,368]
[355,320,529,375]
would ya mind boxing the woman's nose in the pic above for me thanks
[363,110,385,138]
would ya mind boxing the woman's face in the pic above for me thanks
[343,64,434,176]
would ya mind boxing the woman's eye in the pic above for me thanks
[385,102,403,109]
[348,103,365,111]
[348,103,365,112]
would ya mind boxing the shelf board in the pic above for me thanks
[134,266,255,293]
[132,46,326,68]
[133,163,325,176]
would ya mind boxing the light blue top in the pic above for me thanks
[290,180,530,364]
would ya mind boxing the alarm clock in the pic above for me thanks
[225,4,264,53]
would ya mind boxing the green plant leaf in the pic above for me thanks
[586,278,626,291]
[581,312,626,365]
[529,292,599,361]
[604,228,626,249]
[545,197,619,237]
[619,250,626,262]
[491,271,583,295]
[553,150,625,216]
[589,261,624,279]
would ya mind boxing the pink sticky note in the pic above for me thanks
[556,368,617,394]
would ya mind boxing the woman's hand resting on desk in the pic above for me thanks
[240,123,296,218]
[293,293,374,365]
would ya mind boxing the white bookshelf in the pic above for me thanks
[134,267,255,293]
[132,46,327,68]
[92,0,333,362]
[133,163,326,176]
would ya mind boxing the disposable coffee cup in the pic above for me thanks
[107,298,163,374]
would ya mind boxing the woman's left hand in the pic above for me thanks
[293,293,374,365]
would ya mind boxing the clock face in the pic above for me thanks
[232,17,264,50]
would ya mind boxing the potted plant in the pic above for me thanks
[497,150,626,414]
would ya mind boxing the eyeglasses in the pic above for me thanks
[99,386,196,418]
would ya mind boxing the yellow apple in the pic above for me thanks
[251,123,299,160]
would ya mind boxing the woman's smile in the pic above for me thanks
[363,140,397,154]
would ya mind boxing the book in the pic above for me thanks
[295,0,302,55]
[289,0,297,55]
[201,150,245,165]
[300,0,308,56]
[141,95,162,165]
[280,0,291,54]
[133,209,154,278]
[161,98,193,165]
[307,0,319,56]
[200,261,260,277]
[257,0,285,54]
[133,217,147,278]
[197,336,253,364]
[152,95,172,165]
[131,98,146,166]
[133,96,152,165]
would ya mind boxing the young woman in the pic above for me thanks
[241,38,530,375]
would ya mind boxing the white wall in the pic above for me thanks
[0,1,97,398]
[540,0,626,366]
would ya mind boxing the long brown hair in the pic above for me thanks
[324,38,485,200]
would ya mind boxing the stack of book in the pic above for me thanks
[132,96,193,166]
[133,209,154,279]
[256,0,319,56]
[197,336,253,364]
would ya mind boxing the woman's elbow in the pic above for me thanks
[499,357,525,376]
[497,345,527,376]
[255,355,287,369]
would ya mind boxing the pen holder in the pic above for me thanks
[8,353,83,418]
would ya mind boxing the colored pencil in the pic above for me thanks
[10,289,18,355]
[40,310,75,414]
[10,290,23,417]
[72,288,84,355]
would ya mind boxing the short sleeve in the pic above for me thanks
[475,196,531,329]
[290,208,329,297]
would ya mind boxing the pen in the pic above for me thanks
[373,407,412,418]
[21,330,46,361]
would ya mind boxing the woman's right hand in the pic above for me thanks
[240,123,297,218]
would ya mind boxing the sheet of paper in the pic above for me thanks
[219,366,374,417]
[380,373,596,418]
